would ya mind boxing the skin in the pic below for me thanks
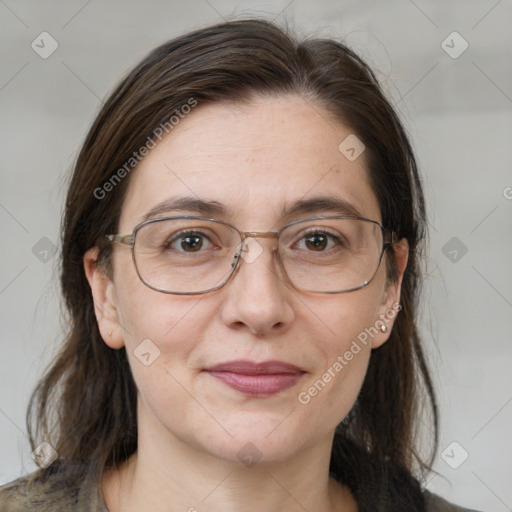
[84,94,408,512]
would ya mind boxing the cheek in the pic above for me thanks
[112,259,210,399]
[295,295,377,423]
[113,284,214,441]
[112,251,208,347]
[115,283,209,367]
[301,344,370,422]
[305,283,383,361]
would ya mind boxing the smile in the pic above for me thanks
[203,360,306,397]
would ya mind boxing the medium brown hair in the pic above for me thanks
[27,18,437,510]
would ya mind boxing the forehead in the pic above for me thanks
[119,94,381,231]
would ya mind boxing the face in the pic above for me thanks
[85,94,408,466]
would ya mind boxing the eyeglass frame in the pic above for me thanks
[105,215,398,295]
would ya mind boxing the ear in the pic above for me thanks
[371,237,409,349]
[83,247,125,349]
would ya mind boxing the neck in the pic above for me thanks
[101,408,357,512]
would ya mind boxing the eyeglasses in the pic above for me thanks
[106,215,397,295]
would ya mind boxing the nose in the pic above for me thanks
[219,237,295,335]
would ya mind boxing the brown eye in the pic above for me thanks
[304,233,328,251]
[180,234,203,252]
[295,230,344,252]
[165,230,213,253]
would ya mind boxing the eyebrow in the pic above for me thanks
[139,195,365,223]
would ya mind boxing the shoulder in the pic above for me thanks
[0,470,66,512]
[423,489,483,512]
[0,462,104,512]
[0,467,80,512]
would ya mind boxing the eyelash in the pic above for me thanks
[163,228,345,252]
[293,228,346,251]
[163,230,215,250]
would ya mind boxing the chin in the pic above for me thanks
[200,423,313,468]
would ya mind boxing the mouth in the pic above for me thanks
[203,360,306,397]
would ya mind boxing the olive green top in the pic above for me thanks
[0,469,483,511]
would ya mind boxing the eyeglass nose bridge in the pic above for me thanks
[240,231,279,240]
[237,231,281,256]
[233,230,284,269]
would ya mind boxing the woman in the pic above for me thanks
[0,19,481,511]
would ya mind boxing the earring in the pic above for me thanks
[108,330,113,337]
[380,325,387,333]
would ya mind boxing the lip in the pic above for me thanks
[203,360,305,397]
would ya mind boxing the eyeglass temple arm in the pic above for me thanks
[384,229,399,246]
[106,234,134,246]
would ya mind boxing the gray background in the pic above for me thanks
[1,1,511,510]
